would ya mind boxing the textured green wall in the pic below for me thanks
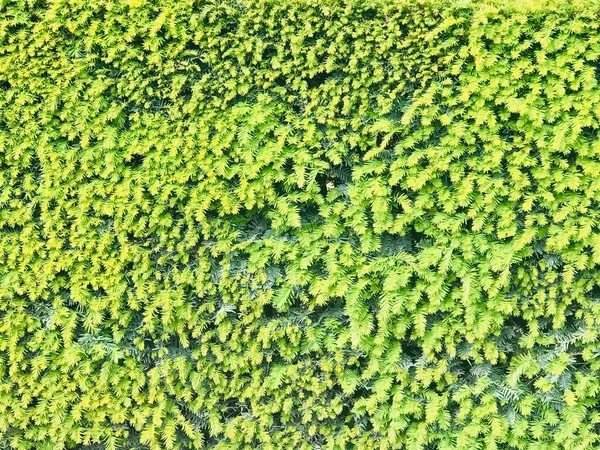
[2,0,600,448]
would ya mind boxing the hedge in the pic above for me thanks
[2,0,600,448]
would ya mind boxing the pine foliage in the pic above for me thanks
[2,0,600,448]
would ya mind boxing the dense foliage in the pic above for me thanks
[2,0,600,448]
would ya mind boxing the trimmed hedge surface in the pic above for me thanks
[2,0,600,448]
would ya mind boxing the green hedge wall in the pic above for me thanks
[2,0,600,448]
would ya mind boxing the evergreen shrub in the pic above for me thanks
[2,0,600,448]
